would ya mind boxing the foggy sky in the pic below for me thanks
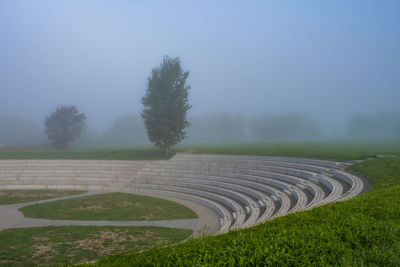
[1,0,399,132]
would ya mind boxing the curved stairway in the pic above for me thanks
[0,153,365,234]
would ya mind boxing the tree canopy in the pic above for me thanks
[45,105,86,149]
[141,56,191,156]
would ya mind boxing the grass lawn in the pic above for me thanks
[20,192,197,221]
[0,190,86,205]
[0,146,168,160]
[1,141,399,161]
[0,226,192,266]
[180,140,400,161]
[83,157,400,266]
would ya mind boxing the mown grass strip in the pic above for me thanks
[0,226,192,266]
[180,140,400,161]
[84,158,400,266]
[1,141,400,161]
[20,192,197,221]
[0,190,86,205]
[0,147,168,160]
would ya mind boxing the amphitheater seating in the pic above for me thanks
[0,153,365,234]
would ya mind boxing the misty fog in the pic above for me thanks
[1,1,399,148]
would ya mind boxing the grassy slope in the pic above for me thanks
[0,226,192,266]
[86,158,400,266]
[0,190,86,205]
[20,192,197,221]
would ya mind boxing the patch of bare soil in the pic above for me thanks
[139,213,156,220]
[72,200,144,211]
[35,193,62,198]
[71,200,112,211]
[33,236,51,242]
[0,192,28,198]
[1,191,63,199]
[72,204,106,211]
[30,229,167,265]
[32,244,56,263]
[75,230,130,254]
[71,229,163,258]
[121,200,139,207]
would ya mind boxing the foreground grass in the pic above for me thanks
[20,192,197,221]
[85,157,400,266]
[0,190,86,205]
[0,226,192,266]
[181,140,400,161]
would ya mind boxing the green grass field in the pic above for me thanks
[0,146,167,160]
[81,157,400,266]
[1,141,399,161]
[180,140,400,161]
[0,190,86,205]
[20,192,197,221]
[0,226,192,266]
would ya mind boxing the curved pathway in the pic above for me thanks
[0,191,199,232]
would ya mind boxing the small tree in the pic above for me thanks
[45,105,86,149]
[141,55,191,156]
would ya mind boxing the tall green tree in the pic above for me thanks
[141,56,191,156]
[45,105,86,149]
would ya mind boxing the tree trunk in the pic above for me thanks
[55,140,68,150]
[164,146,170,157]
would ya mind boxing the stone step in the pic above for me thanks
[130,179,261,227]
[172,153,339,168]
[138,169,315,209]
[129,183,246,228]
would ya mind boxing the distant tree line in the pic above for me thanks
[74,111,400,145]
[185,112,321,143]
[72,112,320,146]
[0,116,44,147]
[346,112,400,140]
[2,111,400,149]
[65,112,323,147]
[74,114,148,147]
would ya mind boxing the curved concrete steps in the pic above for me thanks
[0,154,365,234]
[131,178,262,227]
